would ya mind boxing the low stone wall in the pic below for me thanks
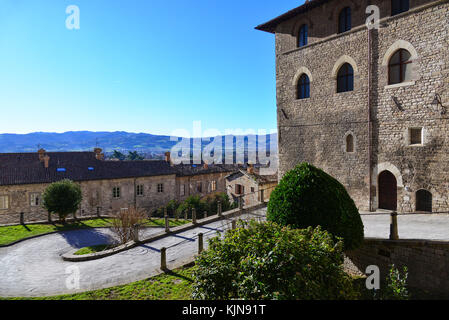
[345,238,449,297]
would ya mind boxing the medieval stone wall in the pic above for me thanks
[275,0,449,212]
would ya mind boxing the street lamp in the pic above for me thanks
[431,93,446,115]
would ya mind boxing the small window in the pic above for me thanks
[180,184,186,196]
[338,7,351,33]
[197,182,202,193]
[391,0,409,16]
[211,181,217,192]
[157,183,164,193]
[136,185,144,196]
[297,24,308,48]
[251,187,255,193]
[346,134,354,153]
[409,128,422,145]
[30,193,41,206]
[388,49,412,85]
[297,74,310,99]
[337,63,354,93]
[112,187,121,199]
[0,195,9,210]
[235,184,244,195]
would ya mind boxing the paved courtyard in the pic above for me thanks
[1,207,448,298]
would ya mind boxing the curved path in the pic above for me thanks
[0,209,266,298]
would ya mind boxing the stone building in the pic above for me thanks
[225,165,278,207]
[0,149,237,224]
[257,0,449,213]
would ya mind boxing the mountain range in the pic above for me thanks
[0,131,278,156]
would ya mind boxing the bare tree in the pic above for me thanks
[111,207,146,244]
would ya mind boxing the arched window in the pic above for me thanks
[338,7,351,33]
[337,63,354,93]
[297,24,308,48]
[297,74,310,99]
[391,0,409,16]
[416,189,432,212]
[346,134,354,152]
[388,49,412,84]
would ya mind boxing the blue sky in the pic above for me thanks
[0,0,303,136]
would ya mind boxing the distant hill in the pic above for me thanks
[0,131,278,156]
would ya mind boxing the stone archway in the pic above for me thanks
[378,171,397,211]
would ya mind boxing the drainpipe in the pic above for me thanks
[367,28,373,212]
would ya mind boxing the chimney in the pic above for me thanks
[43,155,50,168]
[203,162,209,170]
[38,149,46,162]
[247,163,254,174]
[94,148,104,160]
[164,152,171,164]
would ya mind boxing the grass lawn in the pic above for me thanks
[5,265,195,300]
[73,244,112,255]
[0,218,189,246]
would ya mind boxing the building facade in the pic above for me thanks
[0,149,237,224]
[257,0,449,212]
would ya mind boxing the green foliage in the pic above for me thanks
[126,151,144,161]
[74,244,111,256]
[192,221,359,300]
[267,162,364,251]
[111,150,126,160]
[175,196,204,219]
[384,265,409,300]
[42,179,82,223]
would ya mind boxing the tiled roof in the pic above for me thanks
[0,152,175,186]
[255,0,330,33]
[225,169,278,185]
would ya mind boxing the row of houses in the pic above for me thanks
[0,148,277,224]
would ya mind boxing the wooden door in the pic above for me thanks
[378,171,397,210]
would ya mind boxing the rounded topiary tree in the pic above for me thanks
[42,179,82,224]
[267,162,364,250]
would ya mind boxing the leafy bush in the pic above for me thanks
[267,163,364,250]
[42,179,82,223]
[192,221,358,300]
[384,265,409,300]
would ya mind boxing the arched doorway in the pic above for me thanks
[416,189,432,212]
[378,170,397,210]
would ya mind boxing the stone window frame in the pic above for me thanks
[406,127,425,147]
[292,67,313,100]
[343,131,357,154]
[112,187,121,199]
[211,180,217,192]
[0,195,9,210]
[196,181,203,193]
[382,40,419,89]
[180,184,186,196]
[291,17,314,49]
[331,55,359,94]
[338,6,352,34]
[30,192,41,207]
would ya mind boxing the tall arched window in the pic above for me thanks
[388,49,412,84]
[346,134,354,152]
[297,24,308,48]
[391,0,409,16]
[337,63,354,93]
[297,74,310,99]
[338,7,351,33]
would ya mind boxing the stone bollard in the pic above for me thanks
[260,189,265,203]
[390,211,399,240]
[20,212,24,225]
[203,211,208,219]
[132,224,140,242]
[48,212,52,223]
[160,247,167,271]
[198,233,204,254]
[217,201,222,217]
[165,215,170,233]
[232,220,236,230]
[184,210,188,221]
[73,211,77,221]
[239,196,244,210]
[192,208,197,224]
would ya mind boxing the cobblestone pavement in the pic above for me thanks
[0,209,266,298]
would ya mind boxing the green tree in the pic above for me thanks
[111,150,126,160]
[176,195,204,219]
[267,162,364,251]
[192,221,358,300]
[126,151,144,161]
[42,179,82,223]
